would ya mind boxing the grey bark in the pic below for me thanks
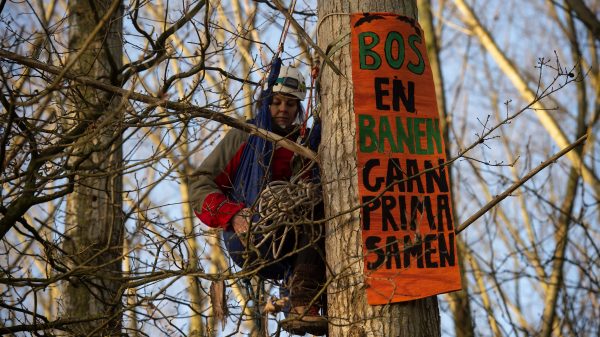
[61,0,125,335]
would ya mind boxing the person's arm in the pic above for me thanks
[188,129,248,229]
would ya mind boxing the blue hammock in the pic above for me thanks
[231,58,281,207]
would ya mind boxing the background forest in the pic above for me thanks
[0,0,598,336]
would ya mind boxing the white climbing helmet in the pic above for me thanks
[271,65,307,100]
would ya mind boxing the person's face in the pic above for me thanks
[269,94,299,128]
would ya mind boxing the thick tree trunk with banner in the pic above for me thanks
[61,0,125,335]
[318,1,459,336]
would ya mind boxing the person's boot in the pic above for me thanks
[280,305,328,336]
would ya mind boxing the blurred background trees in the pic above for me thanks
[0,0,598,336]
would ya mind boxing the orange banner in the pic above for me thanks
[351,13,462,304]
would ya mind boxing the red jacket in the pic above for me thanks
[189,128,296,229]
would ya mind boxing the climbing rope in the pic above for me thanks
[276,0,298,54]
[251,180,322,258]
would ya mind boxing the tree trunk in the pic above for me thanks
[181,181,206,337]
[540,9,587,336]
[417,1,475,336]
[317,1,441,336]
[62,0,124,335]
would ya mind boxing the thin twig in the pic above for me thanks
[456,134,588,234]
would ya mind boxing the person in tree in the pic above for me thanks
[189,64,327,336]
